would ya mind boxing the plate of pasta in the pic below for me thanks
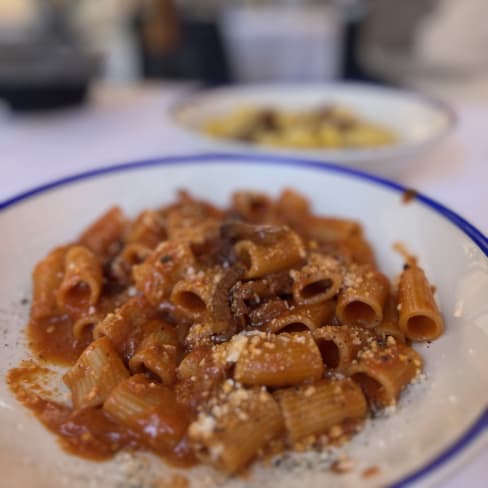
[0,154,486,488]
[172,83,455,174]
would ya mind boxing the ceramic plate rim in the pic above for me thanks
[0,152,486,488]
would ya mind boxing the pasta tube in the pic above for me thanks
[305,215,362,243]
[275,188,310,226]
[265,302,334,333]
[133,240,195,306]
[125,209,166,249]
[79,206,127,258]
[234,227,306,279]
[128,324,179,385]
[231,191,275,223]
[72,313,101,340]
[171,267,222,320]
[376,292,405,343]
[312,325,373,370]
[104,374,189,456]
[93,297,159,359]
[63,336,129,409]
[348,339,422,407]
[336,264,389,328]
[398,265,444,341]
[31,245,69,319]
[189,384,284,473]
[291,253,343,305]
[234,331,323,386]
[57,245,103,310]
[110,243,151,285]
[275,378,367,445]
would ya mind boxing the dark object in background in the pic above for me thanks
[342,18,372,81]
[342,10,382,83]
[0,1,97,112]
[136,15,230,85]
[0,44,96,111]
[0,83,88,112]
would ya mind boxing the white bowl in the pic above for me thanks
[171,83,456,175]
[0,154,486,488]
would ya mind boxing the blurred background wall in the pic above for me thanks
[0,0,486,110]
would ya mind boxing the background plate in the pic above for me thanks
[171,84,455,174]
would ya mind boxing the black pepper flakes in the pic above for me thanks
[273,458,282,467]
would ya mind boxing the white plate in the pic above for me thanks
[0,154,486,488]
[171,83,456,175]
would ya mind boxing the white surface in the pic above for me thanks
[0,83,484,234]
[172,83,454,174]
[0,83,486,487]
[0,157,486,488]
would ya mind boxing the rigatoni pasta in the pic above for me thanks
[376,292,405,343]
[275,378,367,445]
[189,383,284,473]
[8,187,444,477]
[234,226,306,279]
[110,243,151,285]
[125,209,166,248]
[57,245,103,310]
[231,190,274,223]
[336,264,389,328]
[78,206,127,258]
[92,296,156,359]
[264,302,334,333]
[313,325,372,370]
[233,331,324,387]
[348,338,422,408]
[171,267,224,320]
[291,253,343,305]
[133,240,196,306]
[72,313,101,340]
[128,323,179,385]
[103,374,191,460]
[31,245,69,320]
[63,336,129,409]
[398,264,444,341]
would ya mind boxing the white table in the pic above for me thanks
[0,82,486,487]
[0,82,486,235]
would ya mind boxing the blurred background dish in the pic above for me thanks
[172,83,455,174]
[201,100,397,149]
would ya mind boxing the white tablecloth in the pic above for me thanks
[0,82,486,487]
[0,82,486,235]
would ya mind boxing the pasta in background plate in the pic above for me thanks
[203,105,396,149]
[7,188,443,477]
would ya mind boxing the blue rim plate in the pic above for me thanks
[0,152,486,487]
